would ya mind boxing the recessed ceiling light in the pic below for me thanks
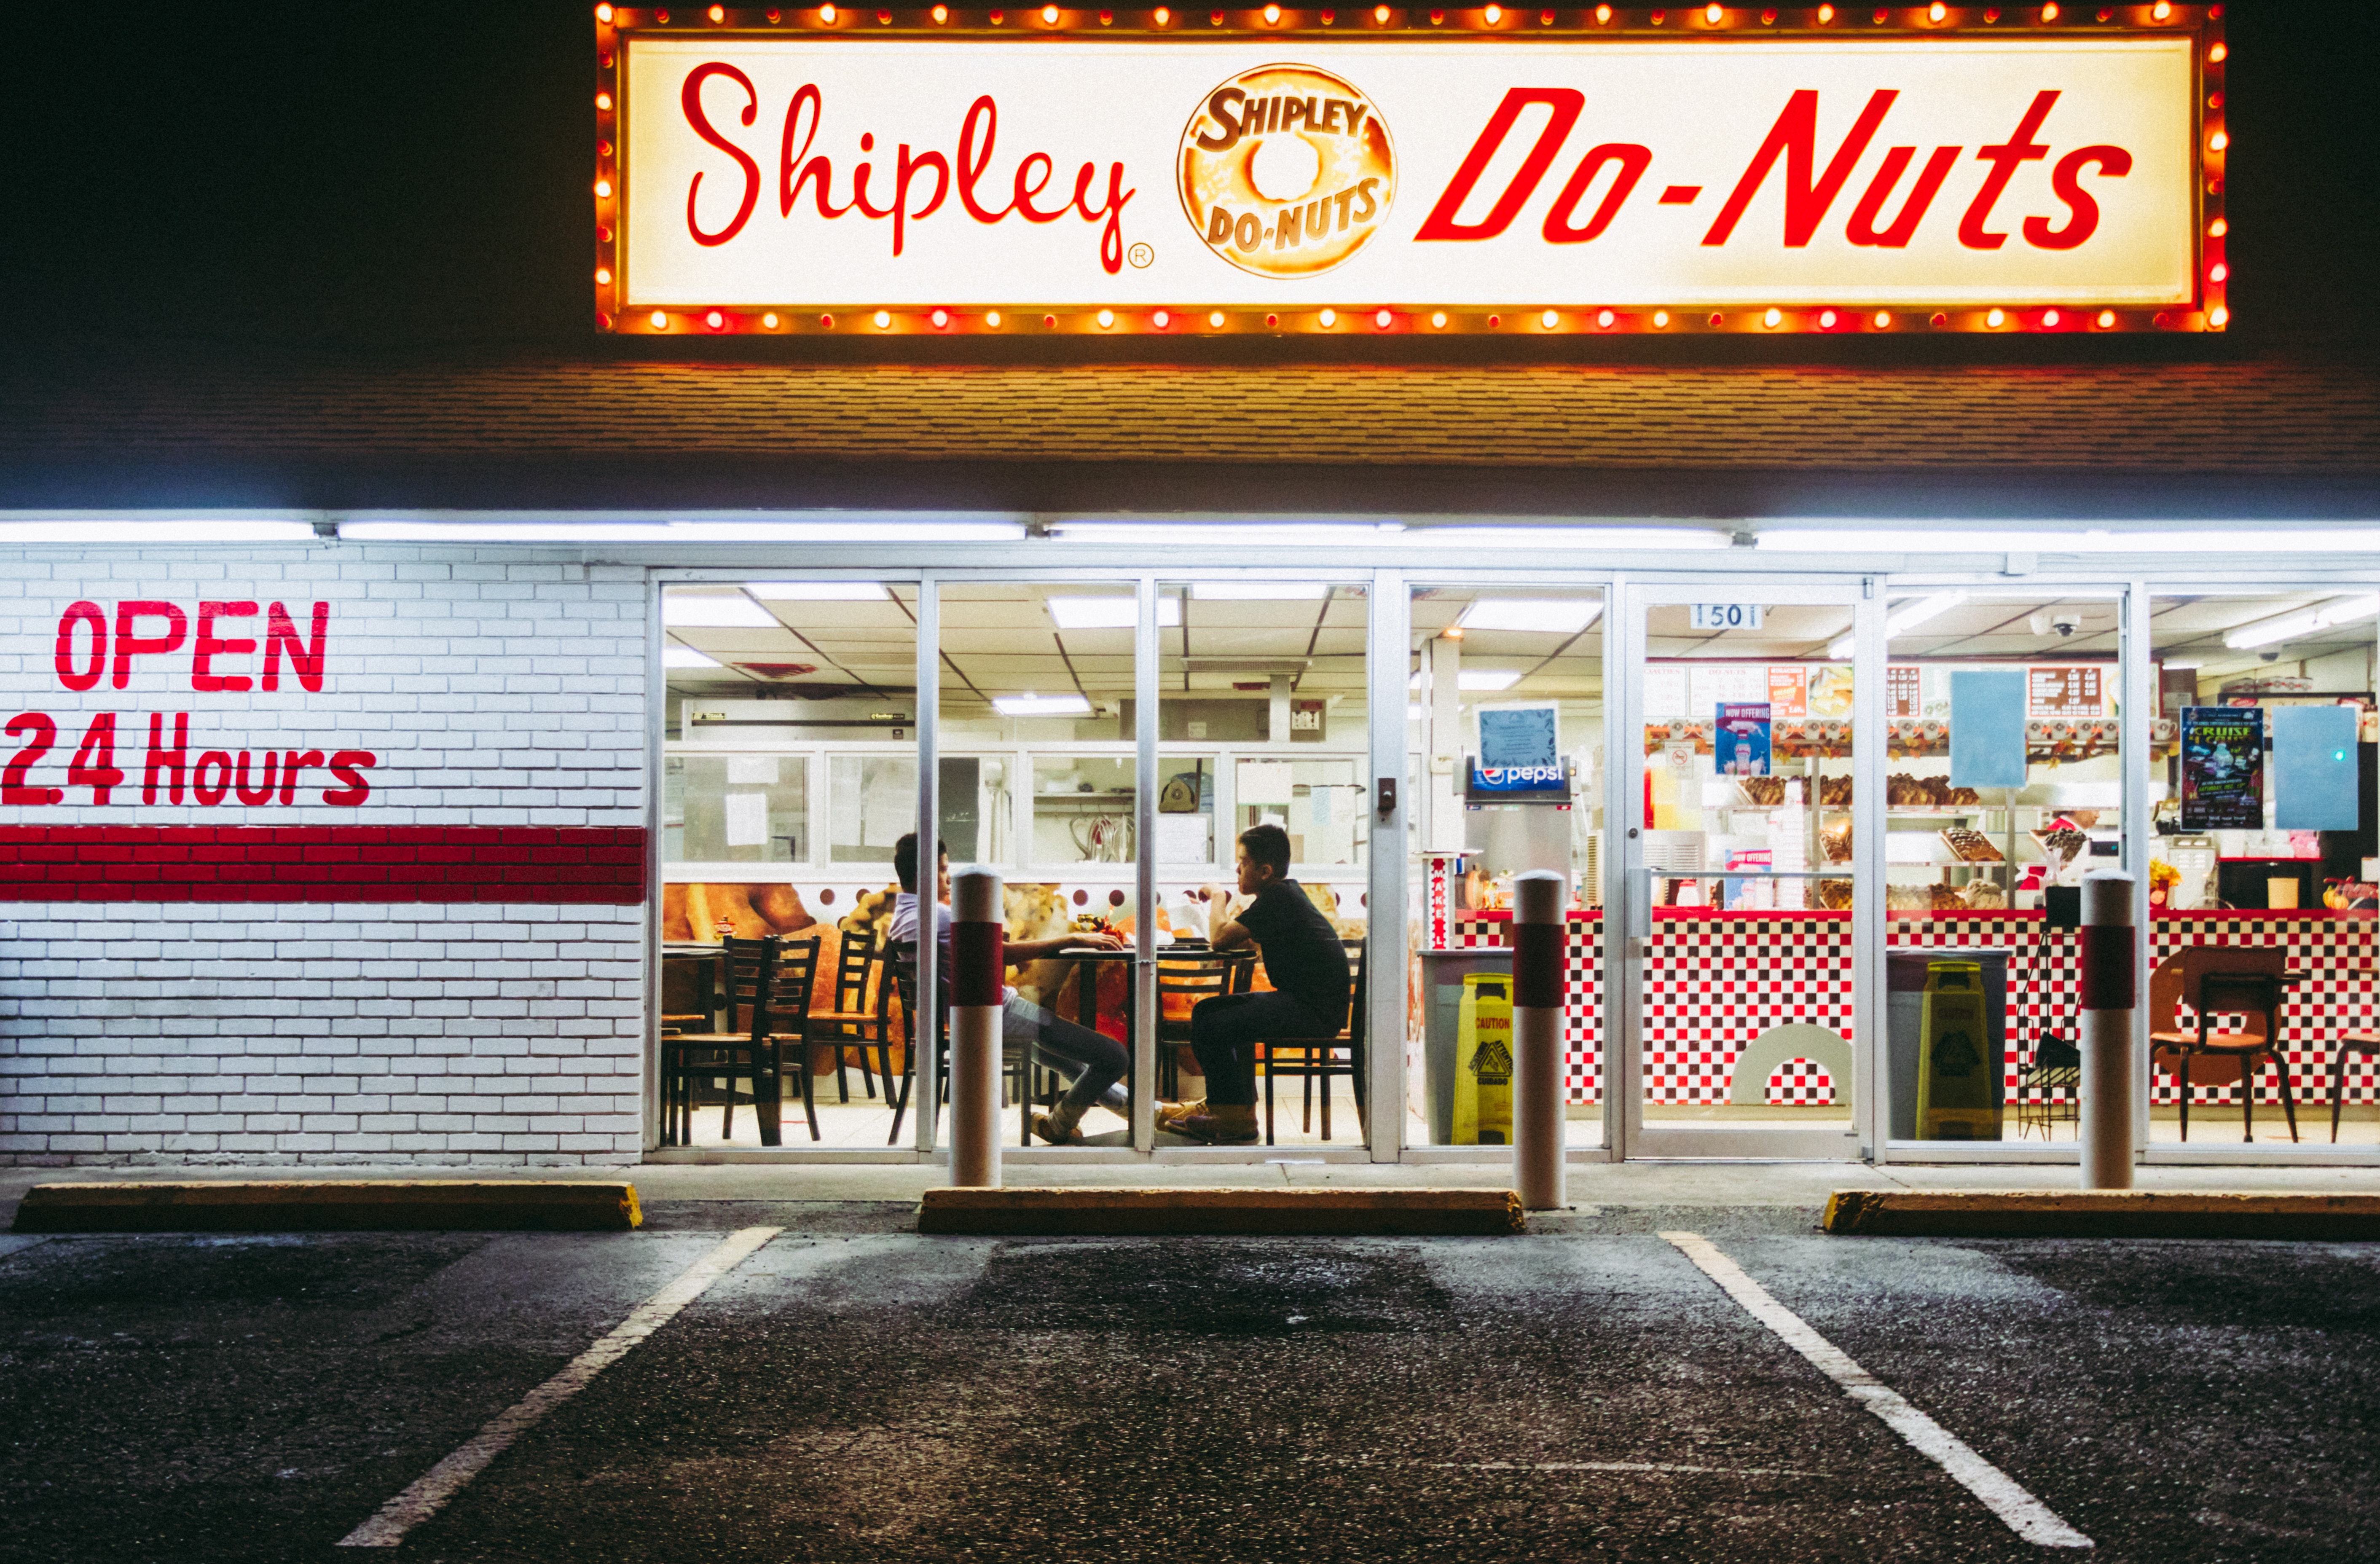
[993,693,1094,716]
[1188,582,1331,600]
[663,594,778,627]
[663,646,724,668]
[1457,598,1603,634]
[1047,596,1182,628]
[1457,670,1523,691]
[744,581,890,600]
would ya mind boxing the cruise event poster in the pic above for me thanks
[2180,706,2266,830]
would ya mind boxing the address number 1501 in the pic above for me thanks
[1690,603,1764,630]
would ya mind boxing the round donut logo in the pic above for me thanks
[1178,64,1394,279]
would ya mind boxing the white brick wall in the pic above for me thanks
[0,544,651,1166]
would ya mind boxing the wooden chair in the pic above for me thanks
[2014,1029,2081,1141]
[806,928,894,1105]
[758,934,828,1142]
[2149,945,2300,1143]
[1154,948,1253,1104]
[886,939,1027,1143]
[2327,1032,2380,1143]
[657,936,779,1146]
[1260,939,1368,1146]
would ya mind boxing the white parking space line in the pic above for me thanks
[337,1226,782,1549]
[1662,1231,2093,1551]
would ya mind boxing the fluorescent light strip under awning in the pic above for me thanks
[1760,527,2380,554]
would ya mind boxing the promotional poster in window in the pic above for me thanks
[2180,706,2266,830]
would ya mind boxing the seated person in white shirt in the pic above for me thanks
[888,832,1132,1145]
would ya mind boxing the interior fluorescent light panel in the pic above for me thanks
[1457,598,1603,635]
[662,646,723,668]
[2224,593,2380,650]
[1458,670,1524,691]
[744,581,890,601]
[1047,597,1181,629]
[993,693,1094,716]
[1187,582,1332,600]
[663,594,779,628]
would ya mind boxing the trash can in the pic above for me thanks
[1418,947,1513,1146]
[1887,947,2009,1141]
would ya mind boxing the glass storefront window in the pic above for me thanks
[1032,754,1138,863]
[1409,585,1604,1150]
[1235,756,1366,867]
[1160,579,1372,1149]
[828,754,919,865]
[1880,591,2122,1151]
[2148,590,2376,1150]
[659,579,923,1151]
[1632,597,1859,1150]
[665,753,809,862]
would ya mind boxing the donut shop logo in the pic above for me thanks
[1179,64,1394,279]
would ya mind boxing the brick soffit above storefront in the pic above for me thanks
[4,354,2380,520]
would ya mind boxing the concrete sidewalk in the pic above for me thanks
[11,1158,2380,1221]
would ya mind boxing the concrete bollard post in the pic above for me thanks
[1512,869,1567,1211]
[2079,871,2137,1190]
[948,868,1004,1189]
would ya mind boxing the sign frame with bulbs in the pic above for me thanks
[593,4,2224,338]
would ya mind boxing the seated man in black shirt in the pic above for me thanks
[1162,823,1351,1144]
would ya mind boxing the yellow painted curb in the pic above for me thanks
[1823,1188,2380,1240]
[11,1180,642,1234]
[917,1186,1525,1236]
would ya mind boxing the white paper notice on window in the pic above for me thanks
[723,791,772,847]
[1156,812,1210,864]
[726,755,780,786]
[1237,760,1295,805]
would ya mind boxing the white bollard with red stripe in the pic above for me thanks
[1512,869,1567,1212]
[2079,871,2137,1190]
[948,868,1004,1189]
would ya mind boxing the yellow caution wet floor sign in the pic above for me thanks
[1916,960,2000,1140]
[1454,973,1514,1146]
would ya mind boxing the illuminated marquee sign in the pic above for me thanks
[593,5,2222,336]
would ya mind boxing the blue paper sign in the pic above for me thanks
[1949,670,2028,789]
[2273,705,2359,831]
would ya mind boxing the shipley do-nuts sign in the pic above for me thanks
[593,7,2220,335]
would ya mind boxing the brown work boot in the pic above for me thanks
[1032,1108,1085,1146]
[1170,1102,1258,1144]
[1155,1098,1207,1131]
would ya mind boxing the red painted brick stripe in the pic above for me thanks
[0,826,647,905]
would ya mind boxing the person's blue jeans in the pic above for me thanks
[1003,995,1129,1113]
[1188,990,1333,1108]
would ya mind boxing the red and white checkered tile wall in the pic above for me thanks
[1444,910,2379,1110]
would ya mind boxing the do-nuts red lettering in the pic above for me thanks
[682,69,1136,272]
[1414,87,2131,254]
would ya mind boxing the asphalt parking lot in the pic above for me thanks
[4,1198,2377,1564]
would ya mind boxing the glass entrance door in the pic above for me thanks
[1615,582,1880,1159]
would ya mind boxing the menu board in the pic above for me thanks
[1887,665,1922,719]
[2180,707,2266,830]
[1766,666,1808,719]
[2029,665,2107,717]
